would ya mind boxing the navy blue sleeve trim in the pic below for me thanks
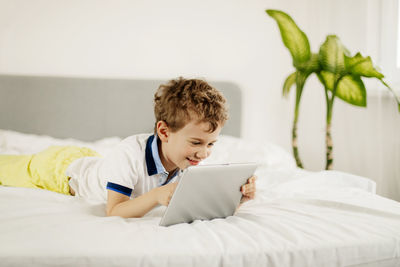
[106,182,133,197]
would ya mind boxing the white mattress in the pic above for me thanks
[1,130,400,267]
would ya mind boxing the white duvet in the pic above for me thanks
[1,130,400,267]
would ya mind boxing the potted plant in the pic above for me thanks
[266,9,400,170]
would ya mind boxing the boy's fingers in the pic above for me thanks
[246,184,256,190]
[247,176,257,183]
[247,190,255,197]
[242,181,257,194]
[241,186,249,194]
[242,183,256,196]
[246,187,255,193]
[243,189,255,196]
[240,192,256,203]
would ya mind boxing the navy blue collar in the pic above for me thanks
[145,134,180,183]
[145,135,159,176]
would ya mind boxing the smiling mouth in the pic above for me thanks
[187,158,200,166]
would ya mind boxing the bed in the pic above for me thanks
[1,74,400,267]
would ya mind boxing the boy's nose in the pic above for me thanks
[195,147,209,160]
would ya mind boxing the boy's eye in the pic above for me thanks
[191,142,201,145]
[190,141,215,146]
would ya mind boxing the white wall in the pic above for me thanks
[0,0,299,145]
[0,0,398,199]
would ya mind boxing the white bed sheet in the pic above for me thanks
[1,170,399,267]
[1,130,400,267]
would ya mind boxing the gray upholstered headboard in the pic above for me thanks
[0,75,242,141]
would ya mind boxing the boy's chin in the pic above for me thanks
[178,161,194,170]
[181,163,191,169]
[186,158,201,167]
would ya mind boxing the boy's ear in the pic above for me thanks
[156,121,169,142]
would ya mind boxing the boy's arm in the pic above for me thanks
[106,182,177,218]
[106,189,157,218]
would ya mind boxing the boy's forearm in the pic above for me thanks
[108,189,159,218]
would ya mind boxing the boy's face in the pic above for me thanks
[157,120,221,172]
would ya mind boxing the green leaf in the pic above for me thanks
[317,70,335,91]
[319,35,348,75]
[345,52,384,78]
[283,72,297,97]
[266,9,311,65]
[296,53,321,74]
[336,75,367,107]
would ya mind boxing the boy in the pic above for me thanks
[0,77,256,218]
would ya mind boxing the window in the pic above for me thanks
[380,0,400,85]
[398,1,400,68]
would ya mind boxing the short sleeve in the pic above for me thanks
[106,182,132,197]
[97,142,140,197]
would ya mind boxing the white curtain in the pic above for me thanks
[331,88,400,201]
[304,0,400,201]
[372,90,400,201]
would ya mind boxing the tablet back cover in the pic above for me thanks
[159,163,257,226]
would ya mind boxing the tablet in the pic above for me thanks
[159,162,258,226]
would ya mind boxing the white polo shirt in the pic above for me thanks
[66,133,181,202]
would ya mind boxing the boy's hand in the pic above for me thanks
[154,182,178,206]
[240,176,257,203]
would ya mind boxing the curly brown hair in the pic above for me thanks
[154,77,228,133]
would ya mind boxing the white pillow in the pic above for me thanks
[0,129,121,156]
[203,135,296,170]
[0,130,296,170]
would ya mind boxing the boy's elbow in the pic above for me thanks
[105,208,123,217]
[105,207,142,218]
[106,204,119,217]
[106,208,114,217]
